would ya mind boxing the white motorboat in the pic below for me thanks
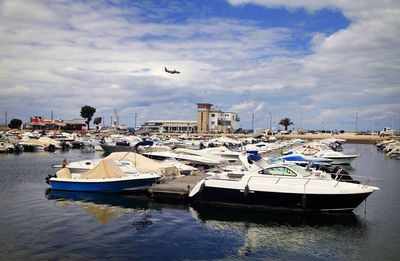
[161,158,198,174]
[0,141,14,153]
[174,147,238,163]
[200,147,240,162]
[189,162,379,212]
[142,150,220,167]
[292,143,358,165]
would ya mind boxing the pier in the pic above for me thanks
[147,173,208,200]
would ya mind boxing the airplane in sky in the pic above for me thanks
[164,67,180,74]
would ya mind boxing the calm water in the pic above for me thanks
[0,144,399,260]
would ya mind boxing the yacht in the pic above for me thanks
[189,162,379,212]
[291,143,358,165]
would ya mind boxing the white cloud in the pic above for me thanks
[229,101,255,111]
[255,102,265,112]
[225,0,400,130]
[0,0,399,130]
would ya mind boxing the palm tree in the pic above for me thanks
[279,118,294,131]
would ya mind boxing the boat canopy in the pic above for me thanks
[79,158,128,179]
[56,168,72,179]
[105,152,179,176]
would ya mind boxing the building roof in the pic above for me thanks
[146,120,197,123]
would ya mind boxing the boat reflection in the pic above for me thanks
[190,204,367,257]
[45,189,187,228]
[191,204,363,227]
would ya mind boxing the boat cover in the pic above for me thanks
[56,168,72,179]
[39,137,59,146]
[281,155,308,162]
[79,158,128,179]
[105,152,179,176]
[25,139,49,146]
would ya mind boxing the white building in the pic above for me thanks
[141,120,197,133]
[197,103,240,134]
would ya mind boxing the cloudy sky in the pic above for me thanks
[1,0,399,131]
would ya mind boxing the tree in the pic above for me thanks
[279,117,294,131]
[93,117,102,125]
[80,105,96,129]
[8,118,22,129]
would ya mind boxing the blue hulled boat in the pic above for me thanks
[47,158,161,192]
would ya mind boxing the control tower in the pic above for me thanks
[197,103,213,134]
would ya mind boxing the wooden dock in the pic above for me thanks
[147,173,208,200]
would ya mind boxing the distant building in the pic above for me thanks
[197,103,213,133]
[27,116,85,130]
[141,120,197,133]
[197,103,240,134]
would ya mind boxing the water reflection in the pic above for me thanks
[46,189,160,228]
[191,204,362,226]
[190,204,368,258]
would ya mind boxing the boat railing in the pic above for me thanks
[335,174,383,188]
[245,174,383,191]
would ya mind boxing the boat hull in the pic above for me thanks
[49,177,159,192]
[100,144,135,153]
[192,186,372,212]
[324,156,358,165]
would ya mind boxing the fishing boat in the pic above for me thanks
[47,158,161,192]
[189,161,379,212]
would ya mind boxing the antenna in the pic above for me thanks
[135,112,137,129]
[355,112,358,135]
[269,112,272,130]
[300,106,303,130]
[252,113,255,131]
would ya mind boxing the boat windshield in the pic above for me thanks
[288,165,312,177]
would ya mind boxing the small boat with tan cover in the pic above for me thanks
[47,158,161,192]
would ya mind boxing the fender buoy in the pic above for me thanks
[61,158,67,168]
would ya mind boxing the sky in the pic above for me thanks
[1,0,399,131]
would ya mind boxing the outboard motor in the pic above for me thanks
[14,143,23,154]
[45,174,56,185]
[60,141,70,150]
[46,144,56,152]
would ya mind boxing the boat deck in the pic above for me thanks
[147,173,208,199]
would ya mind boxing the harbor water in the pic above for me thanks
[0,144,399,260]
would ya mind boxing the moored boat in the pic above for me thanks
[290,143,359,165]
[189,162,379,212]
[47,158,161,192]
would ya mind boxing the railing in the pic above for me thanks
[243,174,383,192]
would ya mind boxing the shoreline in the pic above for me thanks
[3,128,398,144]
[150,132,398,144]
